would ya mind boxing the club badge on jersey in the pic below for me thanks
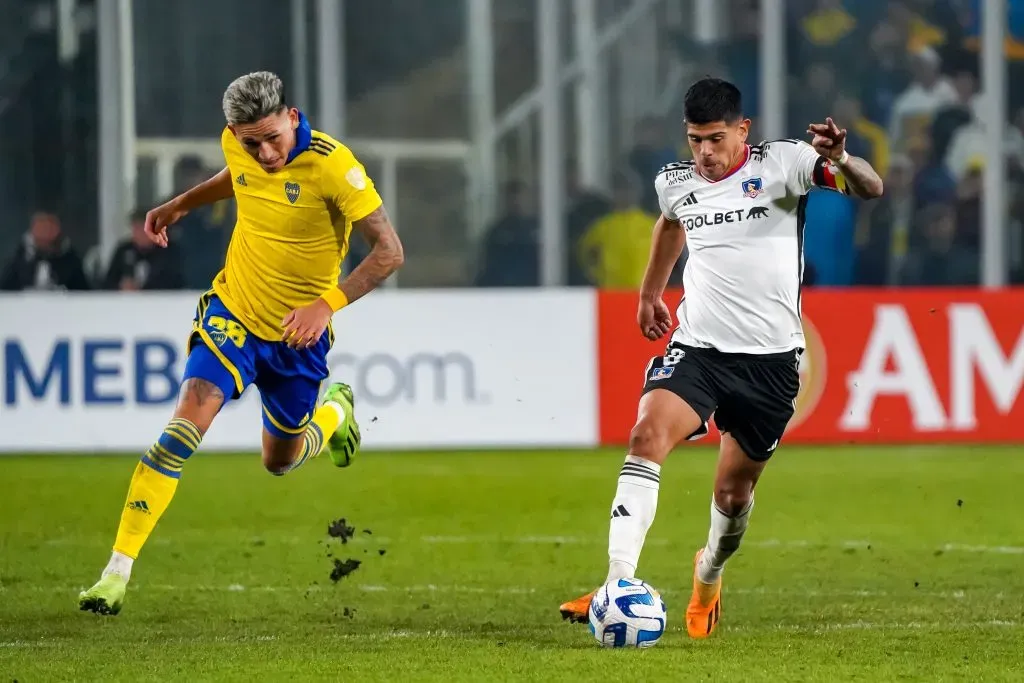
[285,181,301,204]
[740,177,763,198]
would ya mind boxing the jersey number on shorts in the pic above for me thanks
[208,315,248,348]
[664,344,686,366]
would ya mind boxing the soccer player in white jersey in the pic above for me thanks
[559,77,883,637]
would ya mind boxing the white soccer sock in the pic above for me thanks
[102,550,134,581]
[697,496,753,584]
[606,455,661,583]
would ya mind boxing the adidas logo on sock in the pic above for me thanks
[611,504,631,518]
[127,500,151,514]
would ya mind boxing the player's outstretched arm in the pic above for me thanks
[174,167,235,210]
[144,168,234,247]
[338,205,404,305]
[638,215,685,341]
[808,118,884,200]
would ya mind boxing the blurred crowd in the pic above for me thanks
[3,0,1023,292]
[476,0,1024,289]
[1,157,234,292]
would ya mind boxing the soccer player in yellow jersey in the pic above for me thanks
[78,71,404,615]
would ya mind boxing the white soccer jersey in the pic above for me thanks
[655,140,849,355]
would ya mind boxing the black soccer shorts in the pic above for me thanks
[641,341,801,461]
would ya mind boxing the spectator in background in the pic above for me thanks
[887,1,949,54]
[1003,105,1024,175]
[861,21,912,127]
[901,201,979,285]
[0,210,89,291]
[628,116,678,213]
[943,108,1006,184]
[854,154,915,284]
[104,210,184,291]
[565,162,611,286]
[954,155,983,250]
[834,92,890,178]
[795,0,861,65]
[576,171,661,289]
[949,66,984,120]
[171,156,234,290]
[789,63,838,136]
[888,46,958,148]
[930,67,978,170]
[908,134,957,208]
[475,180,539,287]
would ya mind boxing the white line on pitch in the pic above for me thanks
[941,543,1024,555]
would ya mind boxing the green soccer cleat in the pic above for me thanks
[78,573,128,616]
[322,382,361,468]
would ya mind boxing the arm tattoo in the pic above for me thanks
[839,155,884,200]
[339,205,404,304]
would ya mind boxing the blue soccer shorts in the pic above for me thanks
[182,290,333,439]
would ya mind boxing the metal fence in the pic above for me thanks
[0,0,1019,290]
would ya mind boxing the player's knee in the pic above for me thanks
[262,453,291,476]
[261,434,302,476]
[713,482,754,516]
[628,419,673,463]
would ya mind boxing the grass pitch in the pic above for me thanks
[1,446,1022,681]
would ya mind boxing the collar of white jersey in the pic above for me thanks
[697,144,751,184]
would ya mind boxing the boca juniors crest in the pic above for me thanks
[285,181,301,204]
[741,177,763,198]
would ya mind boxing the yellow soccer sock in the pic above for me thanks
[312,401,345,441]
[282,403,344,473]
[112,418,202,559]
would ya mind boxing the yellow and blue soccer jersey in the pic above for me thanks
[183,112,381,438]
[214,113,382,341]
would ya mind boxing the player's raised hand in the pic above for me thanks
[144,200,189,248]
[807,117,848,163]
[638,297,674,341]
[281,299,333,350]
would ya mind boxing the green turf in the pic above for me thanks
[1,446,1023,681]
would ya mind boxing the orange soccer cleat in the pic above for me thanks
[559,589,597,624]
[685,549,722,639]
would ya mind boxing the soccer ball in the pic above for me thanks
[588,578,667,648]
